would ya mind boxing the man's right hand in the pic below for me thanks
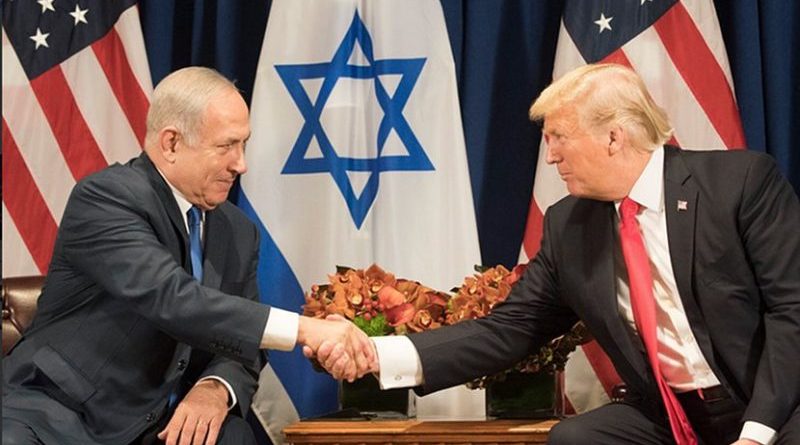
[298,315,377,381]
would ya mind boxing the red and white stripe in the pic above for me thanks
[2,6,152,277]
[519,0,745,414]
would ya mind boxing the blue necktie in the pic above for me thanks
[170,206,203,410]
[187,206,203,282]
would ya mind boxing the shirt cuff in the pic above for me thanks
[372,336,423,389]
[740,421,777,445]
[261,308,299,351]
[197,376,237,410]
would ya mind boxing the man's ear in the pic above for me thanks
[157,127,180,163]
[607,125,626,156]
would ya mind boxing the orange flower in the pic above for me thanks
[303,264,530,337]
[446,265,521,325]
[303,264,450,336]
[407,309,441,332]
[303,263,587,388]
[377,286,415,326]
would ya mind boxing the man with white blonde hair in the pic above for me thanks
[315,63,800,445]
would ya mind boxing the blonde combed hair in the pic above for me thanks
[529,64,673,151]
[145,67,238,146]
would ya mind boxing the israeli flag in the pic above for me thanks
[241,0,483,420]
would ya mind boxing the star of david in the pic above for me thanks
[275,10,433,228]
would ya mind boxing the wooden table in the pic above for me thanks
[283,419,558,445]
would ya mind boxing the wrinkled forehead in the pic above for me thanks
[197,89,249,127]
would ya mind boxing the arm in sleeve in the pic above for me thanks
[739,421,776,445]
[372,336,424,389]
[408,209,577,394]
[195,227,264,417]
[737,154,800,431]
[60,175,270,365]
[196,308,301,416]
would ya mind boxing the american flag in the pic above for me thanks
[518,0,745,413]
[2,0,152,277]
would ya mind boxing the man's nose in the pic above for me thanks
[231,145,247,174]
[545,144,560,165]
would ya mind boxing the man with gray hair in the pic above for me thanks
[315,63,800,444]
[3,67,373,445]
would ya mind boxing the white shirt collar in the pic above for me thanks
[616,146,665,213]
[154,166,202,229]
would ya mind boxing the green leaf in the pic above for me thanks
[353,314,391,337]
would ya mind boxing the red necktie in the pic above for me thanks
[619,198,698,445]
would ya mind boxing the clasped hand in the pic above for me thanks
[299,314,378,381]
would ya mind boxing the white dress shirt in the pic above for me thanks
[617,147,773,444]
[372,147,774,444]
[614,147,720,392]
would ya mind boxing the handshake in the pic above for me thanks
[298,314,379,381]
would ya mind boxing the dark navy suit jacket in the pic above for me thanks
[3,153,271,444]
[409,147,800,433]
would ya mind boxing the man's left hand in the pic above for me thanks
[730,440,762,445]
[157,379,230,445]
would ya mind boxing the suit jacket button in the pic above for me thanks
[146,412,156,422]
[177,359,187,371]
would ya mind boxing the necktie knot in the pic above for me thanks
[188,206,202,230]
[620,197,640,223]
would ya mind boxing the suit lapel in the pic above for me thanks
[582,201,650,392]
[134,153,230,288]
[133,154,195,364]
[664,147,697,314]
[586,203,626,340]
[134,154,191,261]
[663,147,717,367]
[202,208,229,290]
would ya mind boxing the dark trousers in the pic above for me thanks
[548,392,800,445]
[2,418,44,445]
[2,415,256,445]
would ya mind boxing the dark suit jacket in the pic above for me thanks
[409,147,800,432]
[2,153,271,444]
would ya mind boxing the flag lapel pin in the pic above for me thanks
[677,200,688,211]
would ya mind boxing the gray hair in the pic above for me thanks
[530,64,673,151]
[145,67,238,146]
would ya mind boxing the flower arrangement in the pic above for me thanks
[446,264,526,325]
[447,264,590,389]
[302,263,590,386]
[302,264,451,336]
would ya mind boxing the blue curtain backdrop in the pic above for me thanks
[139,0,800,269]
[139,0,800,270]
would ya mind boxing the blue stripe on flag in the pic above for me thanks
[237,190,338,418]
